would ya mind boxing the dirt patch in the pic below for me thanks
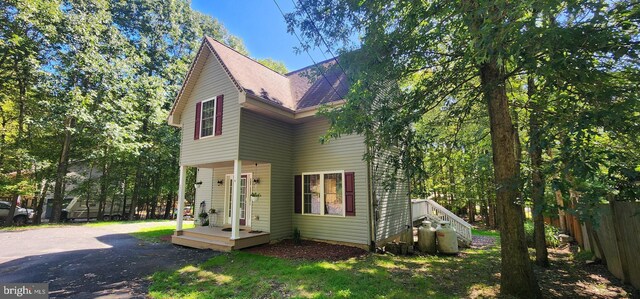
[159,235,172,242]
[243,239,368,261]
[536,245,639,298]
[471,235,496,249]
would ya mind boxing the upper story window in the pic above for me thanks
[302,171,344,216]
[200,98,216,138]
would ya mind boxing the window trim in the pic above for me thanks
[301,170,346,217]
[199,97,217,139]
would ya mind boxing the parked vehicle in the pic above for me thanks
[61,197,129,222]
[0,201,33,225]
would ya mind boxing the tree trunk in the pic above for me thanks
[129,164,143,220]
[480,59,541,298]
[528,76,549,267]
[5,78,27,226]
[97,161,108,220]
[85,165,95,223]
[122,178,128,219]
[468,200,475,223]
[448,163,456,210]
[34,179,49,225]
[163,192,174,219]
[52,116,75,223]
[511,107,526,217]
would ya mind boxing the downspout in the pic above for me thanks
[366,145,376,251]
[405,142,413,234]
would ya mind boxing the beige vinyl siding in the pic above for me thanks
[210,164,270,232]
[211,167,231,227]
[194,168,214,222]
[372,148,410,243]
[179,53,241,166]
[292,118,369,245]
[238,110,293,240]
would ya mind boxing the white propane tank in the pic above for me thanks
[417,220,437,254]
[436,221,459,254]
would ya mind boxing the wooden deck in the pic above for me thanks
[171,226,270,252]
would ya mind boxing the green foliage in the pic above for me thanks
[523,220,560,248]
[292,227,302,245]
[573,250,595,262]
[256,58,288,74]
[289,2,639,295]
[0,0,263,221]
[472,229,500,238]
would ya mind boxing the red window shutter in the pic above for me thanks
[194,101,202,140]
[294,175,302,214]
[214,95,224,136]
[345,172,355,216]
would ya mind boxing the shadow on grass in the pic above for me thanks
[130,224,195,243]
[149,241,502,299]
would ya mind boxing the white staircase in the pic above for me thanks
[412,198,473,246]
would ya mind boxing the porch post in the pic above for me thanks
[176,165,186,231]
[231,159,242,239]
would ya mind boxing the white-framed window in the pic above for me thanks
[302,171,345,216]
[200,98,216,138]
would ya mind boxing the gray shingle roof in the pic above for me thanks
[205,37,348,111]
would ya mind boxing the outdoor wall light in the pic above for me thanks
[217,179,224,186]
[253,178,260,184]
[194,181,203,189]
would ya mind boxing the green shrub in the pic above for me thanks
[524,220,560,248]
[574,250,595,262]
[293,227,302,245]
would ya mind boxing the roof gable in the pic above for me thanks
[205,37,297,109]
[169,36,349,125]
[286,58,349,110]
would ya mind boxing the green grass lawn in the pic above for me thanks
[0,219,174,231]
[84,219,173,227]
[131,223,195,243]
[471,228,499,238]
[149,235,502,298]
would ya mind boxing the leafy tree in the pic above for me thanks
[0,0,262,224]
[257,58,289,74]
[287,0,638,297]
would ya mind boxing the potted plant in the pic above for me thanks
[198,211,208,226]
[250,192,261,202]
[208,208,217,227]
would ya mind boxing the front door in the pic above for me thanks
[228,175,248,226]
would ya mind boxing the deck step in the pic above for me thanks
[172,235,233,252]
[181,230,229,243]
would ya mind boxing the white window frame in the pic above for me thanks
[199,97,216,139]
[301,170,346,217]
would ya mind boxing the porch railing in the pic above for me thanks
[412,198,473,246]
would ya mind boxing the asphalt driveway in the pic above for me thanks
[0,221,216,298]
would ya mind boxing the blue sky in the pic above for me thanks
[191,0,329,72]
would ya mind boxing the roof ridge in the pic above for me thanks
[205,36,290,79]
[285,56,338,76]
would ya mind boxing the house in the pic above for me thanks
[168,37,410,251]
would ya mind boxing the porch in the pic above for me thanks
[172,159,273,251]
[172,226,270,252]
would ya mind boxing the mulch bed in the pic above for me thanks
[243,239,369,261]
